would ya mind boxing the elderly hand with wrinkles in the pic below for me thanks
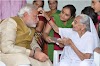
[58,37,73,46]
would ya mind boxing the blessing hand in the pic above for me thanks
[46,36,56,43]
[62,37,72,46]
[38,7,50,20]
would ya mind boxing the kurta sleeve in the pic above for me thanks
[30,37,41,51]
[0,18,30,56]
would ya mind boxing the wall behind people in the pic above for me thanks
[0,0,26,20]
[26,0,91,15]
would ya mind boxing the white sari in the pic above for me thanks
[58,17,99,66]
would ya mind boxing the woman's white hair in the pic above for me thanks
[79,14,90,31]
[79,14,99,48]
[18,4,37,17]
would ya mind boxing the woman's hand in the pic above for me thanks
[58,37,73,46]
[94,47,100,54]
[45,36,56,43]
[63,37,73,46]
[38,7,50,21]
[38,7,45,16]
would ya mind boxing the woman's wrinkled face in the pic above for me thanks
[48,0,57,10]
[72,16,83,31]
[91,0,100,13]
[60,8,71,22]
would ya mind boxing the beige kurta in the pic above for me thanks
[0,17,52,66]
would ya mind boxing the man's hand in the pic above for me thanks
[29,50,34,57]
[34,50,49,62]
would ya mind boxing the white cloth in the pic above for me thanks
[0,61,6,66]
[89,17,100,48]
[18,65,31,66]
[58,28,96,66]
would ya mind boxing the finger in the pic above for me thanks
[37,7,43,11]
[48,38,55,43]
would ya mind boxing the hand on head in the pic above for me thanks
[38,7,49,20]
[38,7,45,16]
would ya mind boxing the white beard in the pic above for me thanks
[25,21,37,27]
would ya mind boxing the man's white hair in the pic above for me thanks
[79,14,90,31]
[18,4,37,17]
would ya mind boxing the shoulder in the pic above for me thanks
[56,10,61,14]
[59,28,74,38]
[52,11,61,17]
[86,31,93,37]
[59,28,72,31]
[52,10,61,16]
[84,31,94,41]
[59,28,73,34]
[1,17,17,27]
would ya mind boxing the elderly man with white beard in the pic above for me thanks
[0,4,52,66]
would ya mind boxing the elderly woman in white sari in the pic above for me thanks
[42,13,99,66]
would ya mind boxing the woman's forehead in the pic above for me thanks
[74,16,81,21]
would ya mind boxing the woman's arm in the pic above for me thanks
[43,22,52,42]
[94,47,100,54]
[36,16,45,32]
[38,8,59,33]
[63,38,92,61]
[36,20,44,32]
[70,42,91,60]
[45,15,59,33]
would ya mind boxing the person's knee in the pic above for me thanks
[1,53,31,66]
